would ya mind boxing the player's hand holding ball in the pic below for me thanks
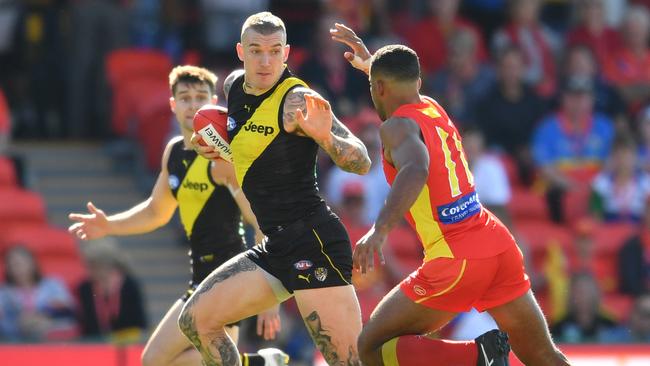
[192,105,233,162]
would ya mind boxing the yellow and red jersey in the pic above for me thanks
[382,96,514,261]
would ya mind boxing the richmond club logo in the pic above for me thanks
[227,117,237,131]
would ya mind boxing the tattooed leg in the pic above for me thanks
[296,286,362,366]
[178,255,269,366]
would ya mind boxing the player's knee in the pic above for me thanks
[357,329,381,365]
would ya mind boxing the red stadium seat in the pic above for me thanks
[508,187,549,221]
[590,223,637,255]
[514,219,574,272]
[0,188,46,228]
[39,256,88,290]
[131,82,174,170]
[105,49,172,136]
[602,293,634,322]
[0,224,79,258]
[0,157,17,187]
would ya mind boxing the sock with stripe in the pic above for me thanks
[241,353,265,366]
[381,335,478,366]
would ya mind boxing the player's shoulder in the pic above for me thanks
[381,116,420,134]
[162,136,184,164]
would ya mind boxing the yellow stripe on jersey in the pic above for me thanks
[436,127,462,198]
[410,185,454,261]
[381,338,400,366]
[230,77,307,186]
[177,156,215,238]
[454,133,474,186]
[418,105,441,119]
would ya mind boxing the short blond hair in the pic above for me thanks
[241,12,286,41]
[168,65,218,96]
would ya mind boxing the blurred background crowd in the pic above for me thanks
[1,0,650,364]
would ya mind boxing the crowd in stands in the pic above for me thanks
[0,0,650,364]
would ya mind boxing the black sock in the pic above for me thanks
[241,353,265,366]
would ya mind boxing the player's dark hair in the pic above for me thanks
[4,245,42,286]
[241,12,286,40]
[370,45,420,82]
[169,65,218,96]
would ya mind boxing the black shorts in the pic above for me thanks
[181,243,245,302]
[245,206,353,294]
[181,244,245,327]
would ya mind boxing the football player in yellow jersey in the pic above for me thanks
[68,66,289,366]
[183,12,371,366]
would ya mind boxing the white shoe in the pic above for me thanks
[258,348,290,366]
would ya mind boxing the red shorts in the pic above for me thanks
[400,244,530,312]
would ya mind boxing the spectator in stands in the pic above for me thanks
[476,45,547,185]
[0,88,9,154]
[603,5,650,112]
[492,0,561,97]
[426,28,494,126]
[623,293,650,342]
[564,44,626,123]
[463,127,511,222]
[638,105,650,170]
[618,201,650,295]
[567,0,621,69]
[532,76,615,223]
[551,271,620,343]
[299,14,368,116]
[0,246,77,341]
[337,181,390,322]
[591,133,650,223]
[325,123,389,225]
[77,239,146,342]
[67,0,130,138]
[404,0,486,76]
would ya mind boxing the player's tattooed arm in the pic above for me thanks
[304,311,360,366]
[327,115,371,174]
[283,88,371,174]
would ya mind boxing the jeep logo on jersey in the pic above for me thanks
[293,260,313,271]
[243,122,275,136]
[168,175,180,189]
[437,191,481,224]
[227,116,237,131]
[183,180,209,192]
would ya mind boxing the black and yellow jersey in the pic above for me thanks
[227,68,325,233]
[166,138,244,256]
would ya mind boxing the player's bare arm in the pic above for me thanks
[330,23,371,75]
[353,117,429,273]
[284,88,371,174]
[68,137,179,240]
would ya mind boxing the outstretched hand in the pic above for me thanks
[330,23,372,75]
[256,305,282,340]
[295,93,333,144]
[353,225,387,274]
[68,202,109,240]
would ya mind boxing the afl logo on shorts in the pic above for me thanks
[315,267,328,282]
[293,260,313,271]
[168,175,180,189]
[413,285,426,296]
[227,117,237,132]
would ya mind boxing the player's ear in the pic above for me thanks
[211,95,218,105]
[377,79,386,96]
[417,77,422,91]
[169,97,176,112]
[236,43,244,62]
[283,44,290,62]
